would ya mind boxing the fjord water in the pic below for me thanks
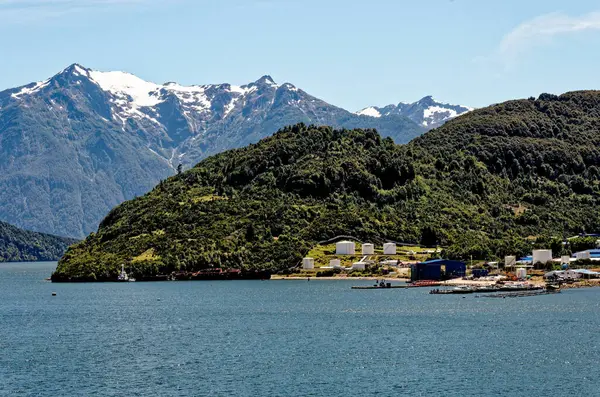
[1,263,599,396]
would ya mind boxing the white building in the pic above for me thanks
[362,243,374,255]
[302,257,315,270]
[336,241,356,255]
[505,256,516,268]
[330,259,342,269]
[561,255,571,265]
[575,251,591,260]
[352,262,366,271]
[383,243,397,255]
[532,250,552,265]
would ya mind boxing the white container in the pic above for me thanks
[561,256,571,265]
[330,259,341,269]
[362,243,375,255]
[302,257,314,270]
[336,241,356,255]
[352,262,366,271]
[516,268,527,279]
[532,250,552,265]
[383,243,397,255]
[576,251,591,260]
[505,256,516,268]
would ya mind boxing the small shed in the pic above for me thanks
[330,259,341,269]
[302,258,314,270]
[336,241,356,255]
[362,243,375,255]
[383,243,397,255]
[352,262,366,271]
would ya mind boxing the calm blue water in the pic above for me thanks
[1,262,599,396]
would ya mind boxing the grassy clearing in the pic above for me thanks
[305,243,436,268]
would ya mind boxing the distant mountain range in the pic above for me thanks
[0,64,471,238]
[356,96,472,129]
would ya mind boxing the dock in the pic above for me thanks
[477,290,561,298]
[351,285,409,289]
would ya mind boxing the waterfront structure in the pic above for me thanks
[410,259,466,282]
[383,243,397,255]
[336,241,356,255]
[532,250,552,265]
[505,256,516,268]
[362,243,374,255]
[302,258,315,270]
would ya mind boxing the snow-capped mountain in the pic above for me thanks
[356,96,473,129]
[1,64,438,238]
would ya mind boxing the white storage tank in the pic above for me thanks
[362,243,375,255]
[505,256,516,268]
[576,251,591,260]
[383,243,397,255]
[352,262,366,271]
[532,250,552,265]
[561,255,571,265]
[330,259,341,269]
[516,268,527,280]
[302,257,314,270]
[336,241,356,255]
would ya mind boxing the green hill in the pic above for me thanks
[0,221,77,262]
[53,91,600,281]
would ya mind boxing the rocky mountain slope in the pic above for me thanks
[356,95,472,128]
[0,221,77,262]
[0,64,446,238]
[53,91,600,281]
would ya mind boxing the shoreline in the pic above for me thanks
[271,275,600,289]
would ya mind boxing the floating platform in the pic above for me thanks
[351,285,409,290]
[478,290,561,298]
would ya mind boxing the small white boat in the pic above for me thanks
[117,264,129,282]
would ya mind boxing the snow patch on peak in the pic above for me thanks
[254,75,279,88]
[356,107,381,118]
[11,79,51,99]
[72,64,89,76]
[422,106,458,127]
[282,83,298,92]
[88,70,162,107]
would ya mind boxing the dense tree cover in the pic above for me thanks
[54,91,600,280]
[0,221,77,262]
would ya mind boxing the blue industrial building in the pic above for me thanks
[410,259,466,281]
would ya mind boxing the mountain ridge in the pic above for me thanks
[356,95,473,128]
[0,221,77,262]
[1,63,448,238]
[53,90,600,281]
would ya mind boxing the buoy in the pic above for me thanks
[51,292,57,296]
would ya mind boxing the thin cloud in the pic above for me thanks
[479,11,600,71]
[0,0,161,23]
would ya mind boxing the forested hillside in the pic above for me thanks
[0,221,78,262]
[54,91,600,281]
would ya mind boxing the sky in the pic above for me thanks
[1,0,600,110]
